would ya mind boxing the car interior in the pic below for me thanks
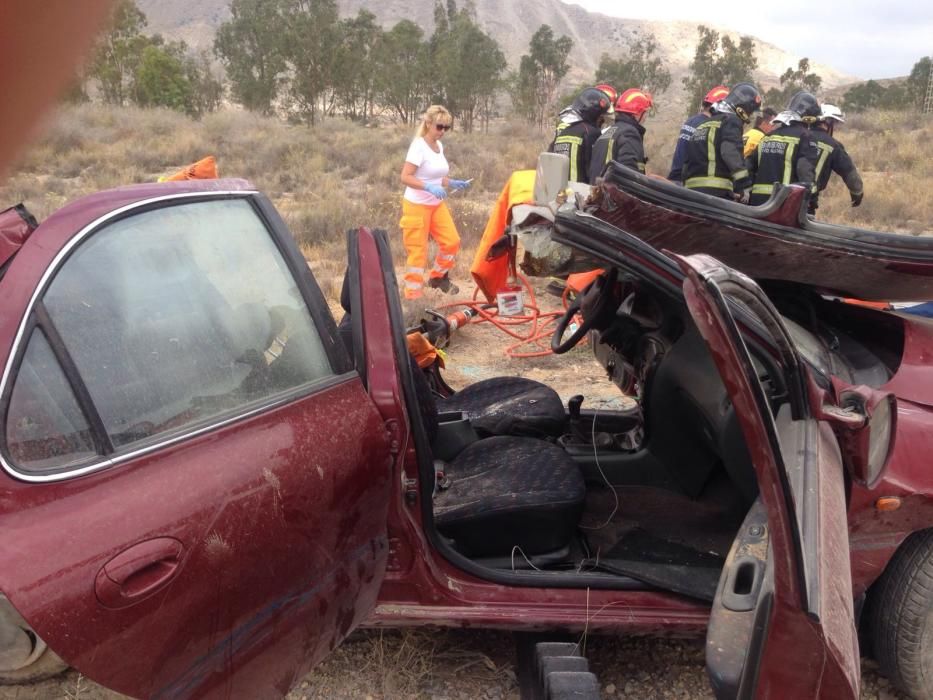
[417,274,902,602]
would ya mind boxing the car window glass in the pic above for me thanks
[43,198,332,449]
[5,329,97,472]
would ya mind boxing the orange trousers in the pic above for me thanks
[399,198,461,299]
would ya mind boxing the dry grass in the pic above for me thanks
[1,103,929,305]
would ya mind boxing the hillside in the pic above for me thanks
[136,0,858,104]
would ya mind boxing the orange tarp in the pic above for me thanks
[159,155,218,182]
[470,170,536,303]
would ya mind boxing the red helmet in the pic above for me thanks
[615,88,654,119]
[703,85,730,106]
[595,83,618,112]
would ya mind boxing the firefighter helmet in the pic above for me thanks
[820,103,846,123]
[787,91,821,123]
[722,82,762,123]
[595,83,618,112]
[703,85,730,107]
[572,87,612,123]
[615,88,654,119]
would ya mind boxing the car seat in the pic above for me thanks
[410,361,584,558]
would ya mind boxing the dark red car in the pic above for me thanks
[0,180,930,699]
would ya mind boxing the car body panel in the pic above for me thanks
[678,254,859,698]
[595,164,933,301]
[0,182,393,697]
[839,314,933,596]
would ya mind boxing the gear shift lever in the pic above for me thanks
[568,395,583,421]
[568,395,588,443]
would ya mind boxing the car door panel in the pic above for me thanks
[1,376,391,697]
[0,187,393,698]
[678,253,859,699]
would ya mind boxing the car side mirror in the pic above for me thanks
[809,378,896,489]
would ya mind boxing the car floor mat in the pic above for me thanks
[597,528,724,601]
[581,481,747,559]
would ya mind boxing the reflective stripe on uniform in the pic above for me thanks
[555,134,583,181]
[404,266,424,282]
[813,141,835,192]
[685,176,732,190]
[701,121,721,178]
[430,253,456,274]
[731,169,749,181]
[602,126,618,168]
[751,183,775,195]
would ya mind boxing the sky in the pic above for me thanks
[563,0,931,80]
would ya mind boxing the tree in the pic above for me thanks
[843,79,887,112]
[88,0,149,105]
[594,34,671,97]
[431,3,506,132]
[513,25,573,129]
[376,21,431,124]
[763,58,822,109]
[839,57,931,113]
[682,26,758,115]
[331,10,383,121]
[132,42,193,113]
[281,0,342,125]
[906,56,932,109]
[184,51,224,117]
[214,0,287,115]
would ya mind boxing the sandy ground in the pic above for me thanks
[0,277,910,699]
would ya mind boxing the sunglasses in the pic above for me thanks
[434,123,452,131]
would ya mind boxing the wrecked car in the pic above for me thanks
[0,179,931,699]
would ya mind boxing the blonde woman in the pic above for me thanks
[399,105,471,299]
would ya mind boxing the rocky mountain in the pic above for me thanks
[137,0,859,98]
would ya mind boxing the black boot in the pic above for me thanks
[427,273,459,295]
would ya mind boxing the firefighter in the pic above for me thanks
[548,87,611,184]
[588,88,653,182]
[808,104,864,215]
[682,82,761,200]
[747,91,820,206]
[668,85,730,182]
[742,107,777,158]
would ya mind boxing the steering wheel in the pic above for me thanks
[551,268,620,354]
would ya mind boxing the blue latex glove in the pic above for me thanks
[449,178,471,191]
[424,183,447,200]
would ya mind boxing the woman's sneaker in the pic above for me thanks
[427,274,459,295]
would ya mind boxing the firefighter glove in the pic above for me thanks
[735,188,751,205]
[850,191,863,207]
[425,183,447,200]
[733,176,752,193]
[449,178,471,191]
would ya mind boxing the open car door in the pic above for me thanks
[677,254,860,699]
[0,185,393,697]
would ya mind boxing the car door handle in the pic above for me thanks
[721,556,763,613]
[95,537,184,609]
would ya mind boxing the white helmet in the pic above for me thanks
[820,104,845,123]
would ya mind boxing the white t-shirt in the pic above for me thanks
[404,137,449,205]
